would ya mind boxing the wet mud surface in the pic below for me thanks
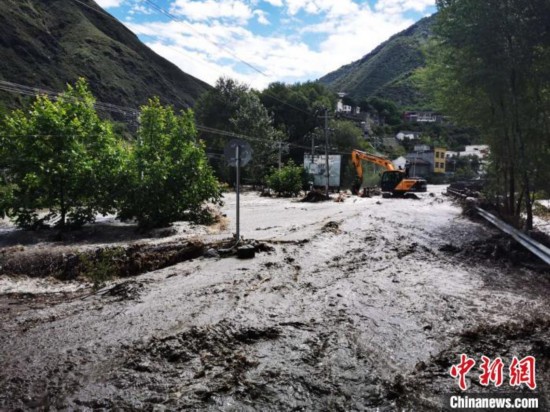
[1,187,549,410]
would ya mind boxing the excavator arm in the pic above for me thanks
[351,149,396,180]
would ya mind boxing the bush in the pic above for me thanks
[266,161,303,197]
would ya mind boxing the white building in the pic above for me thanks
[336,92,360,114]
[393,156,407,170]
[459,145,490,159]
[396,131,421,141]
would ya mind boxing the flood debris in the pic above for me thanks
[237,244,255,259]
[117,321,282,407]
[300,190,330,202]
[394,315,550,411]
[0,241,205,280]
[99,280,145,301]
[441,234,550,271]
[1,188,548,411]
[321,220,341,234]
[438,243,461,254]
[447,180,486,198]
[0,238,275,281]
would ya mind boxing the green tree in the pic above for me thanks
[260,81,336,144]
[419,0,550,229]
[368,98,402,126]
[0,79,125,229]
[195,78,285,185]
[330,120,367,152]
[119,98,221,228]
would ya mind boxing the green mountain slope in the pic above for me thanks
[318,14,435,108]
[0,0,210,112]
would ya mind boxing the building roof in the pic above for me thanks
[405,157,431,165]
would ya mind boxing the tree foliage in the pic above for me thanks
[260,82,336,142]
[363,97,402,126]
[420,0,550,229]
[330,120,369,152]
[119,98,221,228]
[0,79,125,229]
[195,78,285,184]
[266,161,304,197]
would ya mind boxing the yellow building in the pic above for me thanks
[433,147,447,174]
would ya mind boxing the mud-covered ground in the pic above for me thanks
[0,186,549,411]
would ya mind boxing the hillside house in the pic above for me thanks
[459,145,490,160]
[396,131,421,141]
[403,111,443,123]
[336,92,360,114]
[445,151,459,159]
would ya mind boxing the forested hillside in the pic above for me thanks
[319,14,435,107]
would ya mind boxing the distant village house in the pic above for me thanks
[403,111,443,123]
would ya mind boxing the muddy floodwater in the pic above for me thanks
[1,186,549,411]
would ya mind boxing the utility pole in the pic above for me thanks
[235,144,240,243]
[311,133,315,162]
[278,141,282,171]
[318,108,331,198]
[325,109,329,197]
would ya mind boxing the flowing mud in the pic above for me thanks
[0,186,548,410]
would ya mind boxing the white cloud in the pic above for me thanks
[128,3,154,15]
[96,0,125,8]
[126,18,328,89]
[375,0,435,15]
[263,0,283,6]
[170,0,253,23]
[122,0,436,90]
[284,0,359,17]
[254,10,271,25]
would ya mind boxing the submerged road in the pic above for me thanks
[1,186,549,410]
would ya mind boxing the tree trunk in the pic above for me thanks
[508,163,515,217]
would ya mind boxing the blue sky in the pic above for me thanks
[96,0,436,89]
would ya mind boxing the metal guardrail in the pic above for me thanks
[475,207,550,266]
[446,188,550,265]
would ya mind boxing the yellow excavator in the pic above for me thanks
[351,149,427,196]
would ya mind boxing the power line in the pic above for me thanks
[0,80,139,116]
[141,0,270,79]
[137,0,316,117]
[68,0,320,118]
[0,80,352,156]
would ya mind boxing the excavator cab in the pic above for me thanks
[380,171,403,192]
[382,170,427,195]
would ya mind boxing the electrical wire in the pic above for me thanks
[69,0,317,118]
[140,0,317,117]
[0,80,353,156]
[141,0,270,79]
